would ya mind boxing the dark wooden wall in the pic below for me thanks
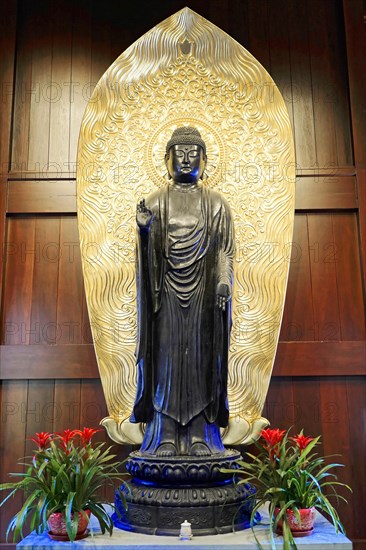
[0,0,365,548]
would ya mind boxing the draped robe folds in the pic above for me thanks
[131,184,234,429]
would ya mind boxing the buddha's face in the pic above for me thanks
[166,144,206,184]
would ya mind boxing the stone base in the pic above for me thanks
[125,448,242,484]
[114,448,257,536]
[113,479,257,536]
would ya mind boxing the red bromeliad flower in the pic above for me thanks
[261,428,286,448]
[76,427,102,446]
[290,433,314,452]
[29,432,53,450]
[55,429,79,453]
[261,428,286,461]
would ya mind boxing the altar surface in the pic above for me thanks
[16,507,352,550]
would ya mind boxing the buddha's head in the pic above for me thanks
[165,126,207,184]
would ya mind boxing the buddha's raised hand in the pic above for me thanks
[136,198,154,228]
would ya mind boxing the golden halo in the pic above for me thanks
[77,8,295,446]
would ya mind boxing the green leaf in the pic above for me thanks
[65,491,78,541]
[11,490,41,542]
[0,487,19,508]
[88,502,113,536]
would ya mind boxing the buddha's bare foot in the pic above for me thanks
[155,443,177,457]
[190,442,211,456]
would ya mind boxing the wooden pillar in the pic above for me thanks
[343,0,366,295]
[0,0,17,327]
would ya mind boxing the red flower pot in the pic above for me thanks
[48,510,91,540]
[275,507,316,537]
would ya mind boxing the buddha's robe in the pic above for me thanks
[131,184,234,427]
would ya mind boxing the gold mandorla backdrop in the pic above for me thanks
[76,8,295,445]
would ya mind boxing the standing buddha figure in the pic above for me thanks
[131,126,235,458]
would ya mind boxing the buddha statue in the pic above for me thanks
[131,126,235,458]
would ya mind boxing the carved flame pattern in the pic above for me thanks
[77,8,295,445]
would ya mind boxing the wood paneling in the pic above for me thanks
[1,218,35,345]
[27,1,53,173]
[319,377,354,534]
[24,380,54,457]
[279,215,314,341]
[53,379,82,432]
[343,0,366,169]
[343,0,366,308]
[0,0,365,546]
[0,345,97,379]
[308,0,353,168]
[274,341,366,376]
[1,216,90,346]
[57,217,84,344]
[265,377,295,429]
[268,0,294,133]
[247,0,270,71]
[7,181,77,213]
[0,0,17,325]
[227,0,249,50]
[0,381,28,546]
[308,214,341,341]
[288,1,316,169]
[48,2,73,168]
[280,212,365,343]
[333,212,366,339]
[295,176,357,211]
[29,218,59,345]
[10,3,33,173]
[357,169,366,289]
[69,0,92,167]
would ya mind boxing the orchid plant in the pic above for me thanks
[223,427,351,550]
[0,427,126,542]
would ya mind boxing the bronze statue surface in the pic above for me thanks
[132,127,234,457]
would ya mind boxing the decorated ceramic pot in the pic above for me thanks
[275,507,316,536]
[48,510,90,539]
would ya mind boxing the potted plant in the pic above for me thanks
[223,427,351,550]
[0,427,126,542]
